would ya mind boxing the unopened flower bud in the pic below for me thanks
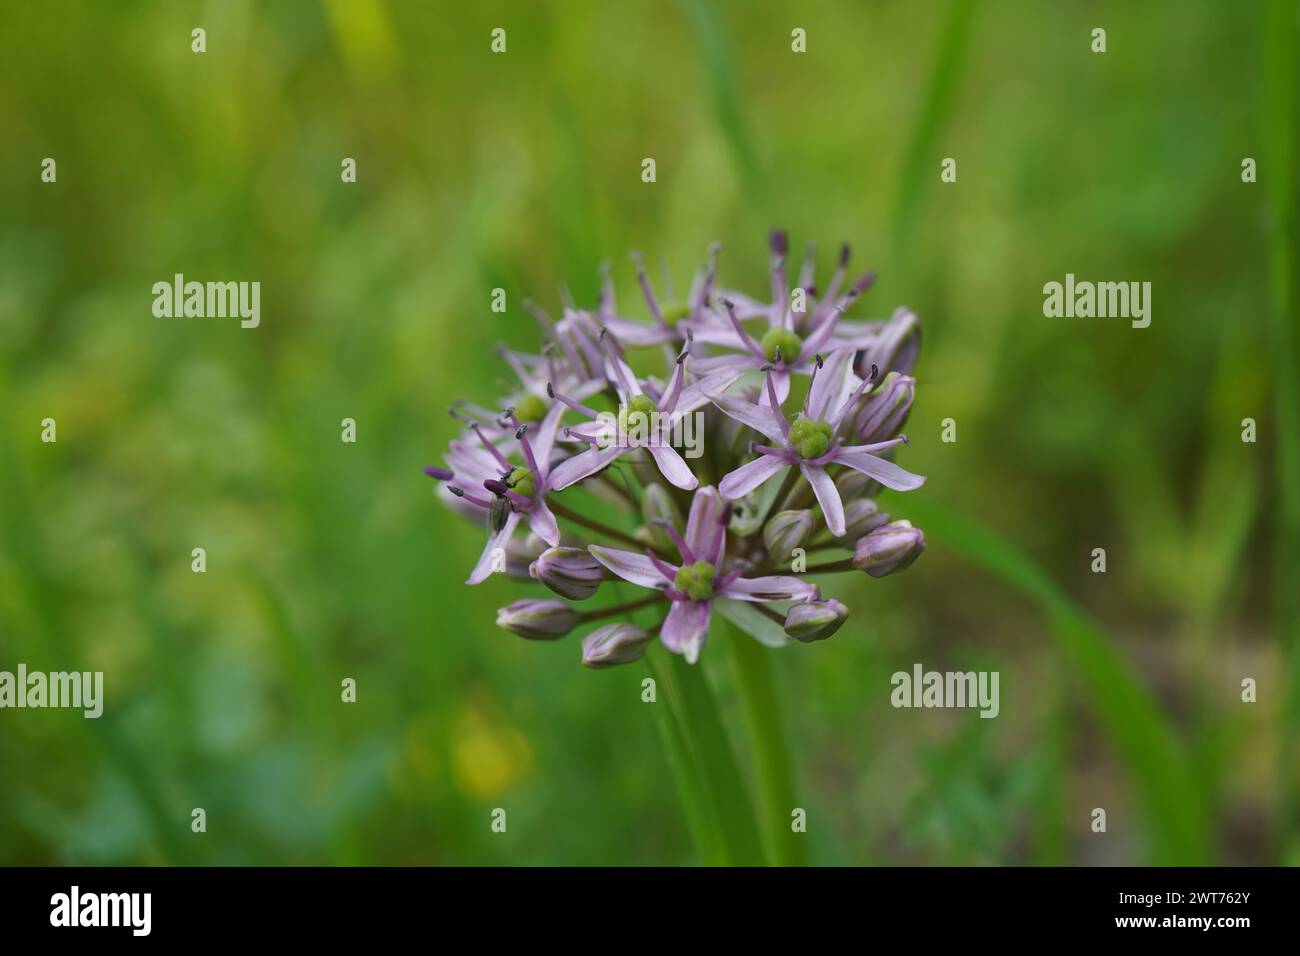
[503,536,542,579]
[835,468,876,500]
[763,509,814,557]
[784,598,848,643]
[853,371,915,443]
[530,547,605,601]
[842,498,890,538]
[581,623,654,668]
[856,307,920,379]
[852,520,925,577]
[495,599,579,639]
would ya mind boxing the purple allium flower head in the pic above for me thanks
[425,231,930,667]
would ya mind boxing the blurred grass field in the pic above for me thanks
[0,0,1294,865]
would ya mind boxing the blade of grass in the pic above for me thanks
[889,0,974,272]
[894,494,1212,864]
[677,0,764,201]
[1264,0,1300,862]
[1033,690,1069,866]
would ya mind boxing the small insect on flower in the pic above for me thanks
[425,230,929,667]
[487,478,513,536]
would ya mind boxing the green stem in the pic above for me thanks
[578,593,662,623]
[599,471,639,507]
[648,645,766,866]
[772,467,803,513]
[803,559,855,574]
[547,500,645,549]
[727,624,806,866]
[648,661,729,866]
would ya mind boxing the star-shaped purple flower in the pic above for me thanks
[588,487,816,663]
[689,231,886,402]
[547,332,741,492]
[710,347,926,536]
[432,405,567,585]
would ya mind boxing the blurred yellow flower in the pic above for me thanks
[451,706,534,799]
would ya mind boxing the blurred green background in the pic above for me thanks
[0,0,1295,865]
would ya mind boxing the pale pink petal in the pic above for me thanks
[466,511,522,584]
[834,447,927,491]
[684,322,757,349]
[548,445,626,490]
[658,357,687,414]
[570,378,609,402]
[447,439,503,482]
[720,574,817,603]
[771,368,791,406]
[660,600,713,664]
[684,486,725,558]
[688,353,753,375]
[718,454,788,500]
[602,315,675,347]
[673,369,743,414]
[603,351,642,400]
[826,317,884,349]
[707,391,787,444]
[528,498,561,547]
[589,545,673,589]
[647,444,698,490]
[711,289,768,320]
[800,462,845,536]
[806,347,855,420]
[533,400,566,471]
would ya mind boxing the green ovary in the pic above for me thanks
[514,393,547,423]
[661,301,690,327]
[506,466,536,499]
[760,327,802,364]
[789,418,833,459]
[619,394,659,434]
[673,560,717,601]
